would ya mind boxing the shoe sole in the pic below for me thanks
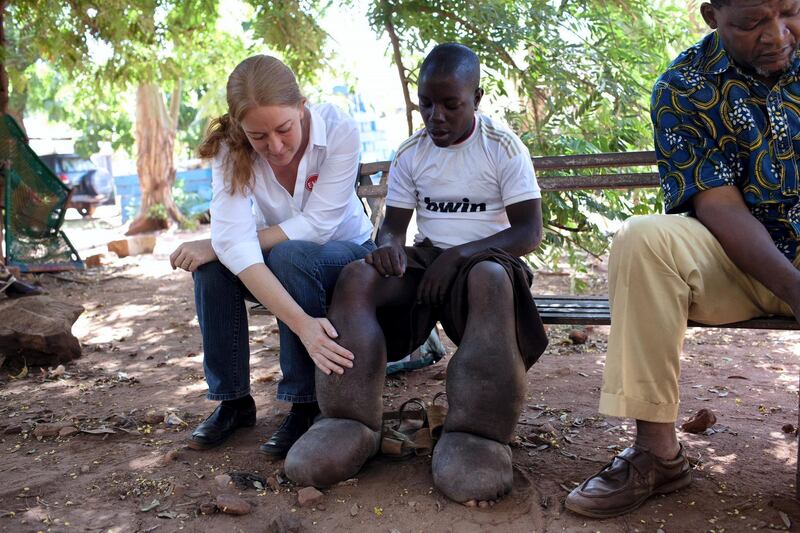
[257,447,289,458]
[565,471,692,519]
[186,419,256,451]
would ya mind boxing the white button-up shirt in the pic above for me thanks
[210,103,373,275]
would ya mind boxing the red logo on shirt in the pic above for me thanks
[305,174,319,191]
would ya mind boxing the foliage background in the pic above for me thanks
[5,0,705,265]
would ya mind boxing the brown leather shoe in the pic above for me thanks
[565,444,692,518]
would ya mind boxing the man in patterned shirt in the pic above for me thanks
[567,0,800,518]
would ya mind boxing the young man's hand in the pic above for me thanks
[170,239,217,272]
[365,243,407,277]
[417,247,464,306]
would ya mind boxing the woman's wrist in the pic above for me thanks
[282,308,312,335]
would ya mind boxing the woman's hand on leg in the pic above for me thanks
[170,239,217,272]
[296,316,354,375]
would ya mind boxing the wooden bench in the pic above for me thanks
[252,150,800,496]
[356,150,798,330]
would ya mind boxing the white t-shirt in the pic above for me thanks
[210,103,373,275]
[386,113,540,249]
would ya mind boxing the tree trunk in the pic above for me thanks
[126,83,187,235]
[0,0,8,116]
[382,1,418,136]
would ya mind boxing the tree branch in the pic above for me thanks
[383,1,417,136]
[169,79,182,135]
[412,4,522,73]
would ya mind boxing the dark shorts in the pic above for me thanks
[377,244,548,370]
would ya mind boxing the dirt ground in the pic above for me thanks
[1,212,799,533]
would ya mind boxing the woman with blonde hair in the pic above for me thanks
[170,54,373,455]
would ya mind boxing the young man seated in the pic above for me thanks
[284,43,548,505]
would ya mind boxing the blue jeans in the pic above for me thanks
[193,239,375,403]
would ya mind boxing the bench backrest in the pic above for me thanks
[356,150,660,228]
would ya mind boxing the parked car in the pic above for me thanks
[39,153,115,217]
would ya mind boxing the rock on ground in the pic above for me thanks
[297,486,323,507]
[215,494,251,515]
[0,295,83,366]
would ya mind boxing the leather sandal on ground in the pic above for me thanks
[565,443,692,518]
[381,398,434,458]
[427,391,448,441]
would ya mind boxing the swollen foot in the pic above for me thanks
[432,431,513,504]
[284,417,380,487]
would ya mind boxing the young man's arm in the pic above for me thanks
[417,198,542,305]
[365,206,414,277]
[693,187,800,319]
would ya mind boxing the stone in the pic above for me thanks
[159,448,180,466]
[164,413,185,427]
[80,465,90,473]
[350,503,359,516]
[34,423,68,438]
[84,253,109,268]
[782,423,796,434]
[568,329,588,344]
[3,425,22,435]
[266,513,303,533]
[297,486,323,508]
[143,410,163,424]
[215,474,232,489]
[215,494,251,515]
[107,234,157,258]
[681,408,717,434]
[266,476,281,492]
[58,426,79,437]
[0,296,84,366]
[540,423,557,434]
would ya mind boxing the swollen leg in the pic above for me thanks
[285,261,417,487]
[262,241,373,457]
[432,261,526,503]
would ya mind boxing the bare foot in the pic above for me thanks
[284,417,380,487]
[432,431,513,504]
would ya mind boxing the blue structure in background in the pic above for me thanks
[333,86,395,164]
[115,167,212,223]
[115,89,394,223]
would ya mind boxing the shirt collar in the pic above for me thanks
[306,104,327,149]
[694,30,800,78]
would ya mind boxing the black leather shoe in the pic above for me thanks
[188,403,256,450]
[259,412,315,457]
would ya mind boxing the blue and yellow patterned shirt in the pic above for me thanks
[652,31,800,259]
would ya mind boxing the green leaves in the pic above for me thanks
[371,0,700,277]
[249,0,329,85]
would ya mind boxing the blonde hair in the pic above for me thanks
[198,55,304,195]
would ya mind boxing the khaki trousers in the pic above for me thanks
[599,214,794,423]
